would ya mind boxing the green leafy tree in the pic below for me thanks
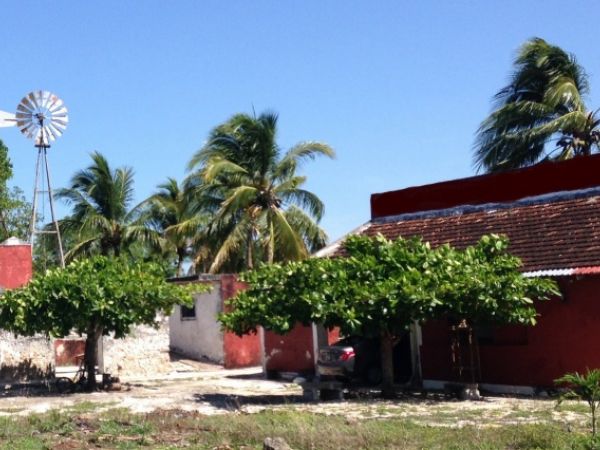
[189,111,334,272]
[475,38,598,172]
[1,187,32,242]
[57,152,161,260]
[0,139,15,239]
[0,140,33,243]
[0,256,198,391]
[221,234,558,398]
[556,369,600,446]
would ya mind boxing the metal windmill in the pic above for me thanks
[0,91,68,268]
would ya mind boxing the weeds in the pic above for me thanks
[0,406,591,449]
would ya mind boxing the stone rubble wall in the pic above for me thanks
[0,331,54,382]
[0,316,172,383]
[102,315,172,379]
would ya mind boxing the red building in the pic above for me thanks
[317,154,600,392]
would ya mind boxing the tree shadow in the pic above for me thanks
[193,392,307,410]
[224,371,265,381]
[0,359,52,383]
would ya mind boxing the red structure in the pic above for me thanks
[0,238,32,289]
[326,154,600,390]
[220,275,262,369]
[263,325,340,376]
[371,154,600,219]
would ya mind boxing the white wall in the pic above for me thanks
[169,283,224,363]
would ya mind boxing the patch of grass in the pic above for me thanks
[556,401,591,414]
[0,407,591,449]
[64,400,119,414]
[0,406,25,414]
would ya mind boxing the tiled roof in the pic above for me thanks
[325,193,600,273]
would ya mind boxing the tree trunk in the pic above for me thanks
[247,228,254,270]
[176,247,185,276]
[267,220,275,264]
[380,331,396,399]
[84,323,103,391]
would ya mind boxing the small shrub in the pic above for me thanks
[556,369,600,448]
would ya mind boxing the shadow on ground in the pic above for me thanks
[193,393,307,410]
[224,372,265,381]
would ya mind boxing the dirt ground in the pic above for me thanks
[0,362,590,429]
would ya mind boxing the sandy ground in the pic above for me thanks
[0,363,589,429]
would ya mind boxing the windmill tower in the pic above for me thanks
[0,91,69,268]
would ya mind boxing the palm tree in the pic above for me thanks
[475,38,599,172]
[57,152,159,260]
[189,111,334,272]
[145,177,214,276]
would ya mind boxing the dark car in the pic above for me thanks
[317,333,413,385]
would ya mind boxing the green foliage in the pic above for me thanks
[57,152,161,261]
[221,234,559,337]
[188,111,334,272]
[0,139,32,243]
[143,177,212,276]
[433,235,559,326]
[475,37,598,172]
[556,369,600,444]
[0,139,17,240]
[0,139,13,199]
[0,256,198,339]
[0,187,31,242]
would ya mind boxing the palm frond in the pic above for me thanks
[208,217,252,273]
[269,207,307,261]
[283,206,328,254]
[278,188,324,221]
[275,142,335,180]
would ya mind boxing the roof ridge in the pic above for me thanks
[373,186,600,225]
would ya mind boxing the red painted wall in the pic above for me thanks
[0,244,32,289]
[220,275,262,369]
[421,276,600,387]
[54,339,86,366]
[264,324,315,374]
[371,153,600,219]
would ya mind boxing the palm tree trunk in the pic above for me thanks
[267,219,275,264]
[246,228,254,270]
[176,247,185,276]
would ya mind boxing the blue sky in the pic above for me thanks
[1,1,599,241]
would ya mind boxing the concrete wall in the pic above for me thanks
[169,284,225,363]
[420,275,600,388]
